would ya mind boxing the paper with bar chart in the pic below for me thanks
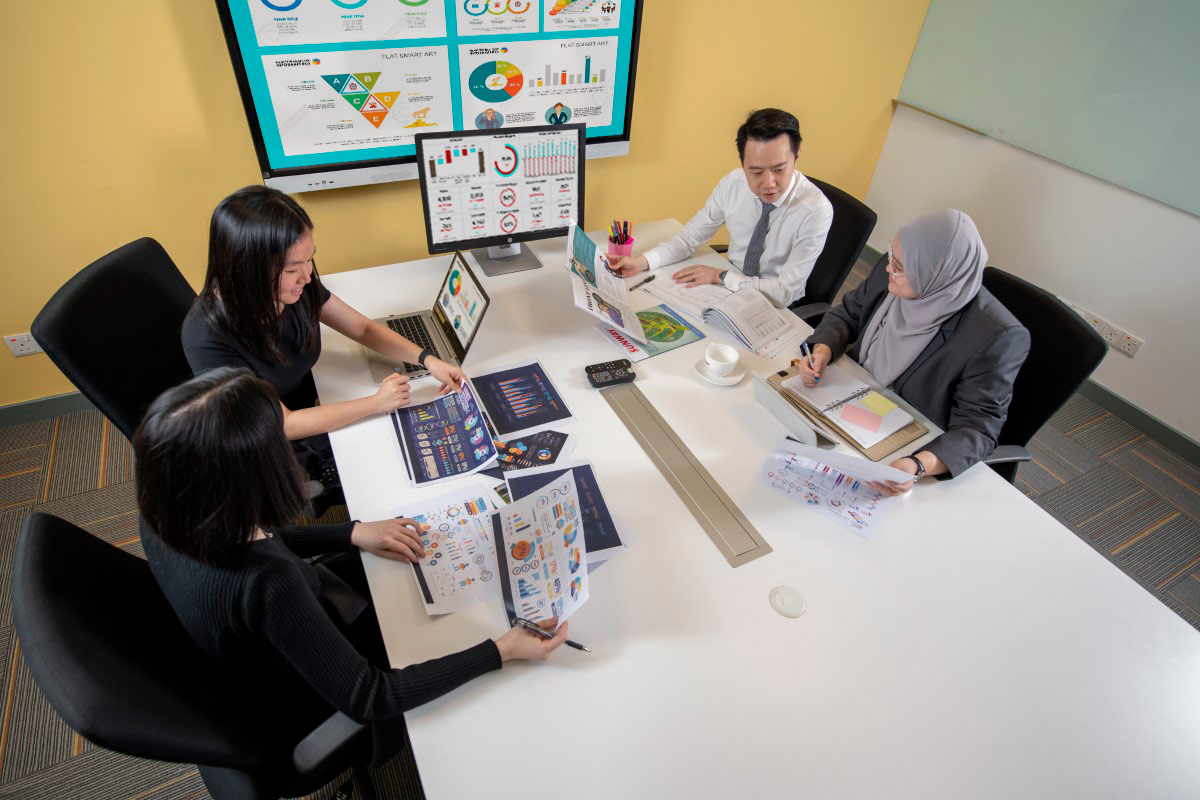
[261,46,453,156]
[391,380,500,486]
[470,360,575,439]
[458,37,618,131]
[401,483,505,615]
[492,471,589,625]
[246,0,446,46]
[421,129,579,245]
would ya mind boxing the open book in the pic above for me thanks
[643,279,801,358]
[564,223,646,345]
[770,364,928,459]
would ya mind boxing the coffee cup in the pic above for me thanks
[704,343,739,377]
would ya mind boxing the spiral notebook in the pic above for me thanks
[768,364,927,461]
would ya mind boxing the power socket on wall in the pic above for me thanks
[5,333,43,357]
[1064,303,1144,358]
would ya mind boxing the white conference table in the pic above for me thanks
[314,220,1200,799]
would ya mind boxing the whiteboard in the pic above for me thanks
[898,0,1200,217]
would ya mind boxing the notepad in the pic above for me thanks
[781,365,915,449]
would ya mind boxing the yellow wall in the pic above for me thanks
[0,0,929,407]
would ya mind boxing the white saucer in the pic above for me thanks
[693,358,746,386]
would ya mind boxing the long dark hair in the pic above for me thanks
[134,367,308,565]
[199,185,325,363]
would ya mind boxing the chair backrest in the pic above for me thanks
[32,238,197,440]
[10,512,266,771]
[983,267,1107,471]
[796,177,878,309]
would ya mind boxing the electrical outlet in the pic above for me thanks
[1118,334,1144,358]
[4,333,42,357]
[1101,322,1124,347]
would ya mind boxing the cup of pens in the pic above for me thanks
[607,219,634,258]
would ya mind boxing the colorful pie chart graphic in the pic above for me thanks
[468,60,524,103]
[448,269,462,295]
[494,143,519,176]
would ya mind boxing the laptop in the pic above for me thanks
[366,251,491,383]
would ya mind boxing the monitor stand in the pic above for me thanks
[470,243,543,277]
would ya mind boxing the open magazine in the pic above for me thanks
[564,223,646,345]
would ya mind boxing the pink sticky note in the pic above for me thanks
[840,402,883,433]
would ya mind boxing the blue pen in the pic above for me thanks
[801,341,820,383]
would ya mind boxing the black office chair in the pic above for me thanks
[32,238,197,440]
[980,267,1108,483]
[10,512,377,800]
[789,177,878,326]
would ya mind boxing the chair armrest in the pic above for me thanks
[790,302,831,327]
[982,445,1031,465]
[293,711,367,774]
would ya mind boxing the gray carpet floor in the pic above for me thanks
[0,261,1197,798]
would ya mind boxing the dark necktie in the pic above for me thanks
[742,202,776,278]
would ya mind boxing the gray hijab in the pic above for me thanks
[859,209,986,388]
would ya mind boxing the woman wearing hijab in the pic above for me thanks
[798,209,1030,494]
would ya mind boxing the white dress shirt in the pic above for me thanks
[643,168,833,307]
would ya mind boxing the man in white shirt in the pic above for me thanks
[609,108,833,308]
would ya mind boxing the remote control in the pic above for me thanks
[587,366,636,389]
[585,359,632,376]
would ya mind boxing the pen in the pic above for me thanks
[622,220,629,242]
[629,273,656,291]
[513,616,591,653]
[800,341,820,383]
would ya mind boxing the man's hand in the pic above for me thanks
[671,264,724,288]
[607,254,649,277]
[866,457,918,496]
[351,518,426,562]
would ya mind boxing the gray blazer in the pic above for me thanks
[808,259,1030,478]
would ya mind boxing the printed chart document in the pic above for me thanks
[391,380,498,486]
[700,287,804,358]
[565,223,646,344]
[596,303,706,362]
[492,472,589,624]
[471,359,575,438]
[505,460,626,561]
[493,429,576,471]
[400,483,504,616]
[758,438,892,539]
[782,365,915,449]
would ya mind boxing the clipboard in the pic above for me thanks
[766,366,928,461]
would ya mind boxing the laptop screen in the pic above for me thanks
[431,252,490,361]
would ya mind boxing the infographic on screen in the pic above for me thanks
[221,0,637,170]
[420,129,579,245]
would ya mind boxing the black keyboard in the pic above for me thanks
[386,315,443,374]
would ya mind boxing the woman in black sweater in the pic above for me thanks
[134,367,565,746]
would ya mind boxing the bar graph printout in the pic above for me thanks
[492,471,589,625]
[471,359,576,439]
[757,438,891,540]
[391,379,499,487]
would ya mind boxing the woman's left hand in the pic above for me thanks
[867,457,918,496]
[351,518,427,562]
[427,357,465,395]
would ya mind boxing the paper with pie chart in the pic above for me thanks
[246,0,446,46]
[492,471,588,625]
[391,379,499,487]
[458,37,619,131]
[422,129,579,245]
[261,46,453,157]
[401,483,505,616]
[457,0,536,37]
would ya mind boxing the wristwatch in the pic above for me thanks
[717,270,728,286]
[417,348,434,368]
[904,455,927,480]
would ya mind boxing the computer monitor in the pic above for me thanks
[415,123,585,276]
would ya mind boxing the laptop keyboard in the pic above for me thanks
[386,315,443,374]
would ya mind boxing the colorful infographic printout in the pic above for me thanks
[220,1,638,171]
[506,460,624,559]
[493,429,575,471]
[392,380,499,486]
[492,472,589,624]
[470,360,575,438]
[757,439,890,539]
[401,483,503,615]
